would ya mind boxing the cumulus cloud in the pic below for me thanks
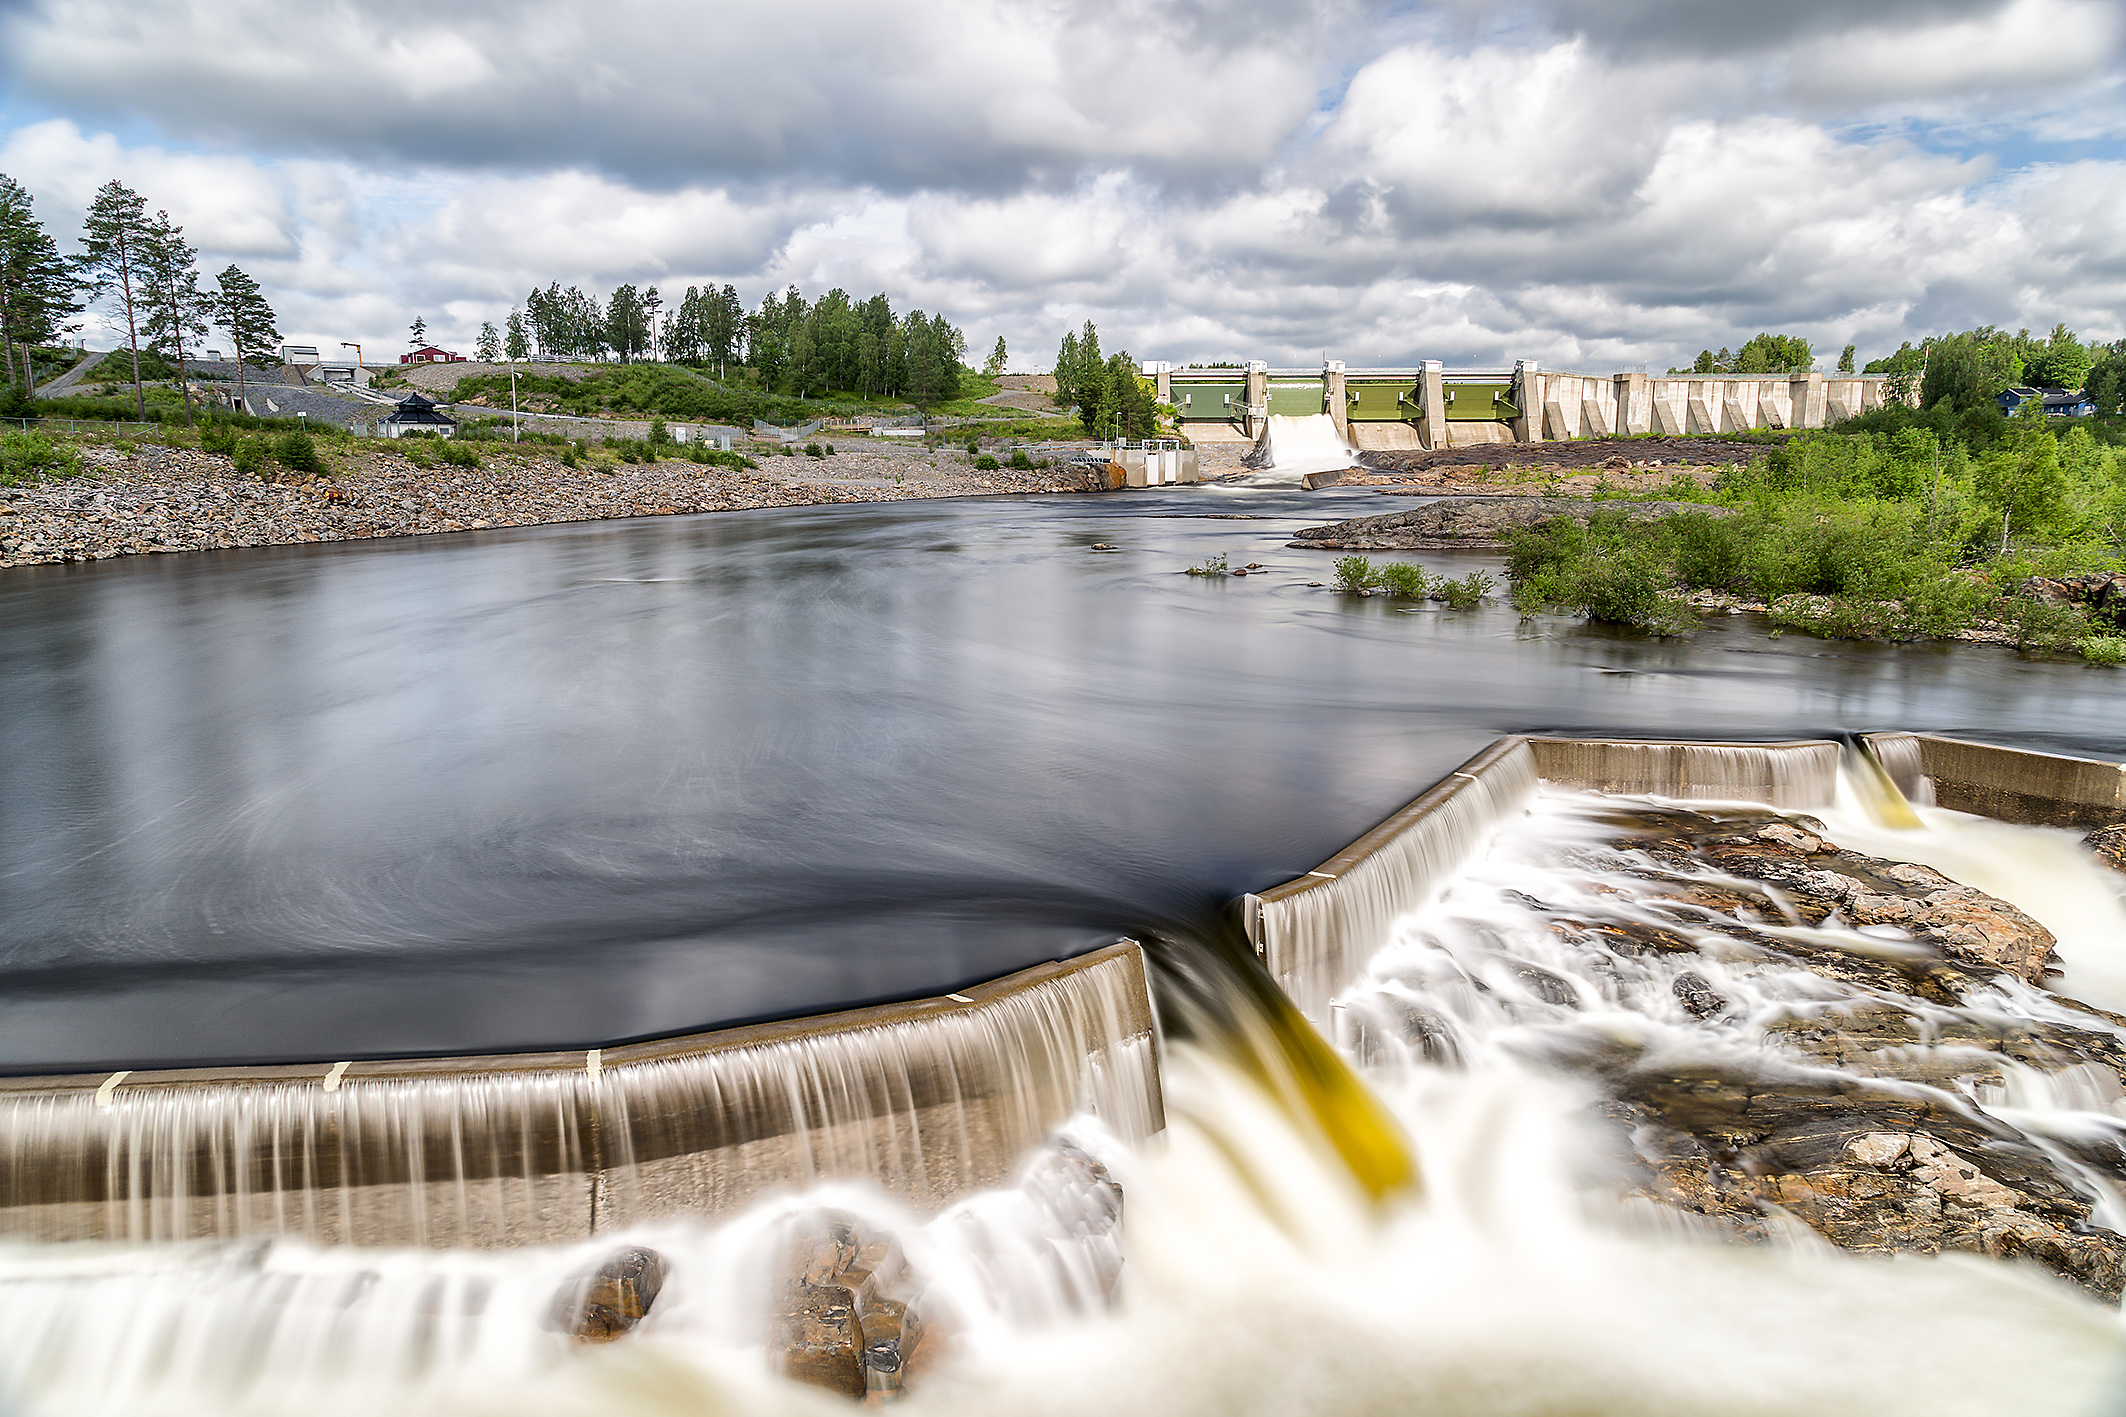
[0,0,2120,370]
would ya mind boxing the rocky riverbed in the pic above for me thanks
[1288,496,1727,550]
[0,442,1100,569]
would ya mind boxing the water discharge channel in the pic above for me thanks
[3,486,2126,1412]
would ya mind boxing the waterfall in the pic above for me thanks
[1237,415,1357,483]
[0,945,1161,1248]
[1248,737,1844,1023]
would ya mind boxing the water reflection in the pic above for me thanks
[1,486,2119,1069]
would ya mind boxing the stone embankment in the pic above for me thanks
[1288,496,1726,550]
[0,445,1099,569]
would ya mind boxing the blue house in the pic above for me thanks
[1998,385,2097,418]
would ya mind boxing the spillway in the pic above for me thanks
[1238,413,1358,483]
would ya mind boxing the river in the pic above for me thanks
[2,485,2122,1071]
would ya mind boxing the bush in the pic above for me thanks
[1437,570,1496,609]
[276,429,321,475]
[2080,636,2126,666]
[437,440,480,469]
[1186,553,1230,577]
[0,431,79,484]
[966,438,980,455]
[1009,449,1034,470]
[397,439,436,469]
[1985,595,2090,651]
[647,418,670,445]
[973,454,1000,471]
[233,438,269,478]
[1333,554,1376,592]
[804,442,826,459]
[1376,562,1430,598]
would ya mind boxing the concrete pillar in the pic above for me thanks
[1418,360,1445,451]
[1245,362,1268,440]
[1613,373,1649,435]
[1788,372,1825,428]
[1147,361,1171,407]
[1324,360,1348,438]
[1515,361,1542,443]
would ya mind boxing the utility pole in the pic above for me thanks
[511,363,520,443]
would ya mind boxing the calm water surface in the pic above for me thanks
[3,485,2120,1069]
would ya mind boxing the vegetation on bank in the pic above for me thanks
[1506,401,2126,660]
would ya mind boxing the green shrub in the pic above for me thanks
[804,442,826,459]
[966,438,980,455]
[0,431,80,484]
[233,438,268,478]
[1186,552,1230,577]
[275,429,321,475]
[437,440,480,469]
[199,422,239,457]
[1437,570,1496,609]
[1985,594,2090,650]
[397,439,435,469]
[2080,636,2126,666]
[1377,562,1430,598]
[974,454,1000,471]
[647,418,670,445]
[1333,554,1376,592]
[1009,449,1034,470]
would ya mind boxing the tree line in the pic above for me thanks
[1865,324,2126,416]
[0,173,281,423]
[470,280,975,405]
[1052,322,1156,439]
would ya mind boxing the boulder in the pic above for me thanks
[1287,496,1729,550]
[549,1246,667,1342]
[2087,824,2126,875]
[769,1210,928,1403]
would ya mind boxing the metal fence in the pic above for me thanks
[5,416,168,437]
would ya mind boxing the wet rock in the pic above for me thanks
[1586,804,2058,986]
[1671,971,1726,1020]
[1288,497,1728,551]
[1604,1060,2126,1300]
[2086,824,2126,875]
[549,1246,667,1342]
[770,1211,927,1402]
[1514,964,1581,1008]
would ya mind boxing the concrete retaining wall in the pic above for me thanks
[0,943,1162,1248]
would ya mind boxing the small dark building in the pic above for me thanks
[380,391,459,439]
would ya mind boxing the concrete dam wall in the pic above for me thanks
[1158,360,1910,451]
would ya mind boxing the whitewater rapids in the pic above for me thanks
[4,775,2126,1415]
[1229,414,1359,485]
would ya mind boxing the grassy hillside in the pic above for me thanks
[441,363,1041,427]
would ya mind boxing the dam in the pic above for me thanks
[1151,359,1908,450]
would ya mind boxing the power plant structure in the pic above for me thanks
[1149,360,1910,451]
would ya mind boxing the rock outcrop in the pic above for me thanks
[549,1246,667,1342]
[1288,496,1727,550]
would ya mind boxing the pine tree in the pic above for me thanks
[79,180,152,421]
[212,264,279,413]
[1838,344,1856,374]
[409,314,428,350]
[985,335,1007,378]
[643,286,663,362]
[504,308,529,362]
[138,210,208,427]
[476,320,501,362]
[0,174,84,397]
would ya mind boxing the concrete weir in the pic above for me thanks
[1243,735,2123,1023]
[1157,358,1910,452]
[0,943,1162,1248]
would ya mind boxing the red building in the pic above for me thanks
[400,345,467,364]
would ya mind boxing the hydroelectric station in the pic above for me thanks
[1152,359,1908,449]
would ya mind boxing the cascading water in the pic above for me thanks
[4,766,2125,1414]
[1232,415,1358,484]
[0,947,1162,1248]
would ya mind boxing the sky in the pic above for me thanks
[1,0,2122,372]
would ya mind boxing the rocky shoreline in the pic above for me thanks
[1287,496,1728,550]
[0,443,1100,569]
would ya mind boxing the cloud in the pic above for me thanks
[0,0,2120,370]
